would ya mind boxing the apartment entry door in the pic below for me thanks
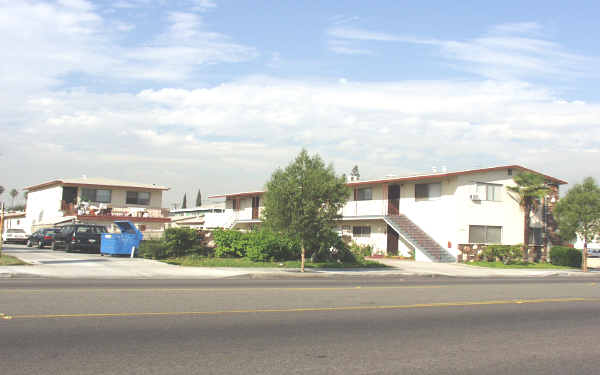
[387,225,399,256]
[388,184,400,215]
[251,196,260,219]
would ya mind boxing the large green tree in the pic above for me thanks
[262,150,350,271]
[507,172,550,259]
[554,177,600,272]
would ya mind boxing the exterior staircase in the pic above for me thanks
[384,214,455,262]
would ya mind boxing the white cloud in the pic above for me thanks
[327,23,596,81]
[4,77,600,205]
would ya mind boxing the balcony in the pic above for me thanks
[61,200,170,223]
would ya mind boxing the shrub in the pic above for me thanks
[138,229,208,259]
[213,229,248,258]
[483,244,523,263]
[138,239,169,259]
[246,228,301,261]
[164,227,200,258]
[550,246,581,267]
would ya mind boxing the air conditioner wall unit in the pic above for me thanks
[470,194,481,201]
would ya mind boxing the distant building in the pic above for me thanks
[1,211,27,234]
[24,177,171,237]
[168,202,225,217]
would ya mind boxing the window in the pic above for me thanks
[415,183,441,201]
[126,191,150,205]
[356,187,372,201]
[81,188,111,203]
[232,198,240,211]
[476,183,502,201]
[469,225,502,243]
[353,226,371,237]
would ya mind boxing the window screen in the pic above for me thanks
[469,225,502,243]
[352,226,371,237]
[356,188,372,201]
[415,183,441,200]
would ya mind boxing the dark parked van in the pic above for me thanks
[52,224,108,252]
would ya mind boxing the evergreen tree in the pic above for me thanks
[196,189,202,207]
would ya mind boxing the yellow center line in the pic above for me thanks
[5,297,600,320]
[0,285,446,293]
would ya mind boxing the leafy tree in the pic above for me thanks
[351,165,360,180]
[9,189,18,208]
[507,172,550,259]
[196,189,202,207]
[181,193,187,209]
[554,177,600,272]
[262,149,350,271]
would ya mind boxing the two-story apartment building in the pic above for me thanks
[24,177,170,236]
[209,165,566,262]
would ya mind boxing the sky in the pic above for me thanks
[1,0,599,207]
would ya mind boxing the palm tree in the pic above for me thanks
[507,172,550,260]
[9,189,18,209]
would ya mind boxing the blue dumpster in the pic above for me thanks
[101,221,143,256]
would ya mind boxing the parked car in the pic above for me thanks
[2,228,29,244]
[27,228,61,249]
[52,224,108,252]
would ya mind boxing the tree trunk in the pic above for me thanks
[583,241,588,273]
[300,243,305,273]
[523,206,530,261]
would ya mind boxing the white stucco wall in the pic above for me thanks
[342,184,387,217]
[454,169,526,247]
[24,186,63,233]
[225,196,264,222]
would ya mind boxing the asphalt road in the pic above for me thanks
[2,278,600,374]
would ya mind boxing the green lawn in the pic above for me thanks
[0,254,27,266]
[466,261,574,269]
[164,256,387,269]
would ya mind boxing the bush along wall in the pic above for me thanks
[550,246,581,267]
[213,228,301,261]
[138,227,208,259]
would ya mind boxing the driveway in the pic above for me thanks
[0,244,249,279]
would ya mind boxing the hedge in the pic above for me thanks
[550,246,581,267]
[213,228,300,261]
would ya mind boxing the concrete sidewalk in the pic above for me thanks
[372,258,597,278]
[1,245,597,279]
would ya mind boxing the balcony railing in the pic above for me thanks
[61,200,167,219]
